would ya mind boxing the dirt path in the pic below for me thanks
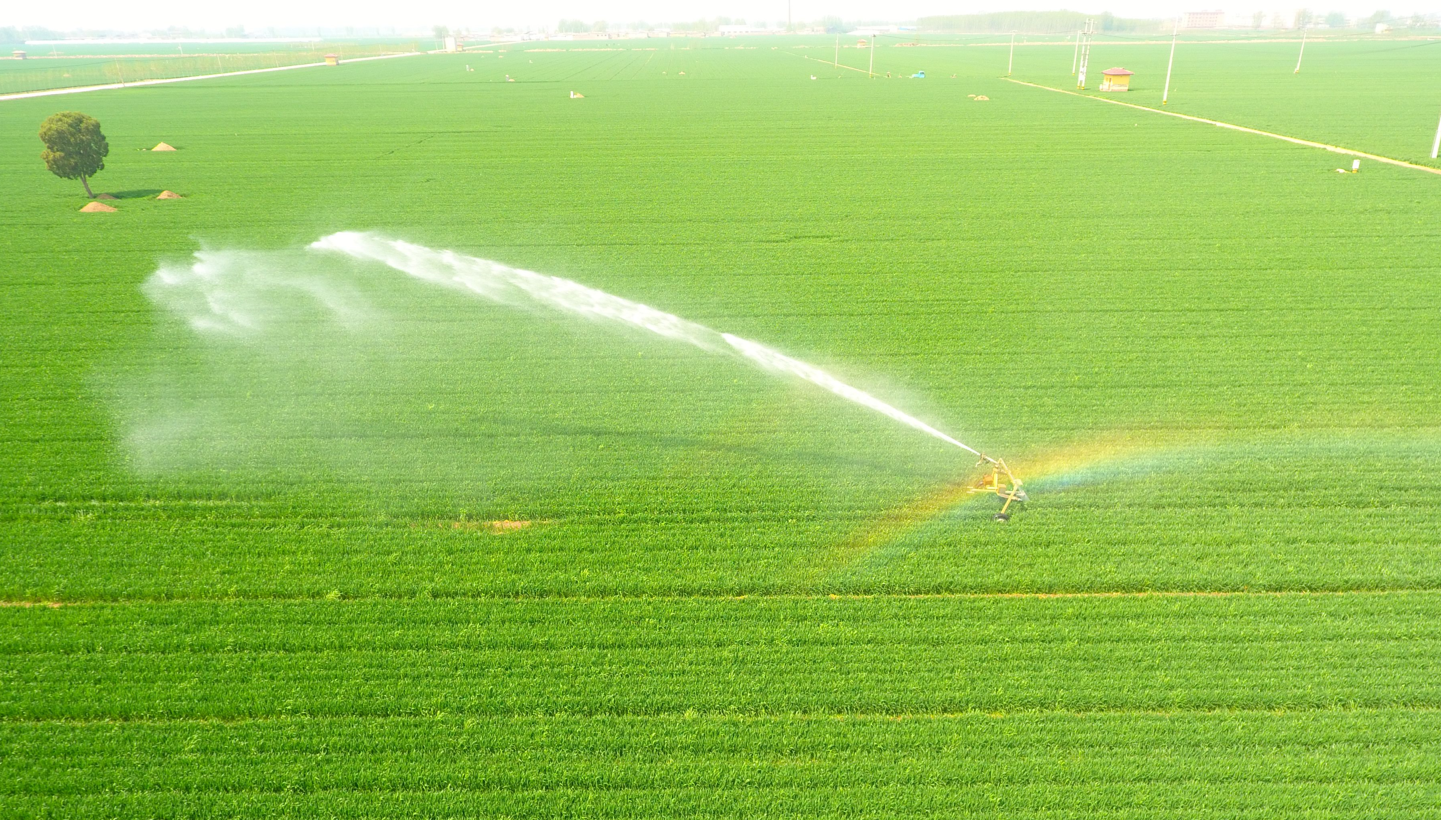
[1003,77,1441,177]
[0,50,429,103]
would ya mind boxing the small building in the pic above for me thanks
[1099,67,1133,91]
[324,53,340,66]
[12,50,26,60]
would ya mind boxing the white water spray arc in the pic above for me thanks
[309,232,1026,515]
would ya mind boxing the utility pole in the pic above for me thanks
[1432,105,1441,159]
[1076,19,1093,89]
[868,34,874,77]
[1162,16,1178,104]
[1008,31,1015,75]
[1294,23,1308,73]
[1072,29,1080,74]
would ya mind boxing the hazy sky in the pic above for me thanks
[7,0,1430,33]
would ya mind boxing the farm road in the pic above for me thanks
[1003,77,1441,177]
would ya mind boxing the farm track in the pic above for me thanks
[787,51,873,75]
[6,704,1441,725]
[1002,76,1441,176]
[4,586,1441,606]
[0,50,432,102]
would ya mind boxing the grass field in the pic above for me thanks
[3,37,1441,815]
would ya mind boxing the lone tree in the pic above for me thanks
[39,112,109,198]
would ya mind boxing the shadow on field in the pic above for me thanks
[109,189,164,199]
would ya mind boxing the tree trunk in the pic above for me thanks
[80,174,94,198]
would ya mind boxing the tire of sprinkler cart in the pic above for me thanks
[993,513,1010,522]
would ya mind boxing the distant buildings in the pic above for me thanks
[1182,11,1226,29]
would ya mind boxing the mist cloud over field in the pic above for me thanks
[115,235,972,490]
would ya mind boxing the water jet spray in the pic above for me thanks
[290,233,1028,519]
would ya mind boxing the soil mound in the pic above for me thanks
[156,190,183,199]
[151,142,177,151]
[79,201,117,212]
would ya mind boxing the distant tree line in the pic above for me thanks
[0,26,69,43]
[1,25,242,43]
[1264,8,1437,28]
[918,12,1163,34]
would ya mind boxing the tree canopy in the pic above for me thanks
[39,111,108,198]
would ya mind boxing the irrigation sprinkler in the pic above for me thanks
[1008,32,1015,75]
[834,34,839,67]
[1072,30,1080,74]
[1294,24,1308,73]
[868,36,875,78]
[1432,105,1441,159]
[1162,16,1178,105]
[969,457,1028,521]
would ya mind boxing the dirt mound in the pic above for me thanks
[974,95,989,101]
[156,190,183,199]
[151,142,176,151]
[79,201,117,212]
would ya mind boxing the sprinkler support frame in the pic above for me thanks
[969,456,1027,520]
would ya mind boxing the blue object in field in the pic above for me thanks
[912,70,925,78]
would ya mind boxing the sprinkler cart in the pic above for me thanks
[970,456,1027,521]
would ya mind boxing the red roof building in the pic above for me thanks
[1099,67,1133,92]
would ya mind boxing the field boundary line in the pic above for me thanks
[5,587,1439,607]
[0,50,426,103]
[1002,77,1441,177]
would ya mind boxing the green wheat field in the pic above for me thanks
[3,35,1441,816]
